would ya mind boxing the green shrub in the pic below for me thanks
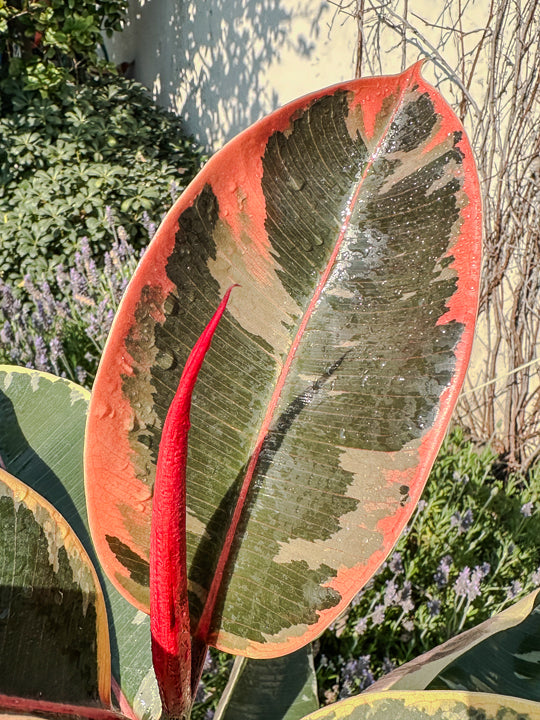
[314,427,540,702]
[0,0,126,95]
[0,74,205,285]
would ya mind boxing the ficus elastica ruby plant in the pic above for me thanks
[2,62,536,720]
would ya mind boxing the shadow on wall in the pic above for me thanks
[111,0,329,150]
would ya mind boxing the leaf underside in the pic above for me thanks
[85,63,482,657]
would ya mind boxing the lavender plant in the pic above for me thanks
[0,212,145,387]
[314,427,540,704]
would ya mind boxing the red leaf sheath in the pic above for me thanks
[150,286,236,719]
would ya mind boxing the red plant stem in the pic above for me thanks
[150,286,236,720]
[0,694,126,720]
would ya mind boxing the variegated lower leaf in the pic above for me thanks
[0,468,109,705]
[85,62,482,656]
[298,690,540,720]
[0,367,157,719]
[368,589,540,698]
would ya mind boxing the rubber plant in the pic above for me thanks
[2,62,536,720]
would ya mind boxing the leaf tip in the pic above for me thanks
[408,58,427,81]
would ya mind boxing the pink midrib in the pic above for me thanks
[193,73,414,645]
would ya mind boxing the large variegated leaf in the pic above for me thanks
[0,467,109,706]
[298,690,540,720]
[85,62,482,657]
[368,589,540,698]
[216,646,318,720]
[0,367,157,719]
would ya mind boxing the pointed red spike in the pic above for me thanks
[150,286,237,719]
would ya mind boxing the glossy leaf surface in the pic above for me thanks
[85,63,482,656]
[298,690,540,720]
[216,646,318,720]
[0,467,109,705]
[369,589,540,698]
[0,367,157,719]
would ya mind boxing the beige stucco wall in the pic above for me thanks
[105,1,489,151]
[106,0,359,150]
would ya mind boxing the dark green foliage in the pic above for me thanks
[0,0,126,94]
[0,75,205,284]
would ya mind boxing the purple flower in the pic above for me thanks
[398,580,414,613]
[0,281,17,314]
[56,265,70,294]
[39,281,56,316]
[33,336,49,371]
[202,650,215,672]
[354,617,368,634]
[76,239,99,288]
[478,562,491,578]
[0,321,13,345]
[381,657,395,674]
[117,225,128,243]
[371,604,385,626]
[76,366,87,385]
[142,210,157,239]
[69,267,88,297]
[417,499,427,512]
[194,682,206,703]
[427,598,441,617]
[80,236,91,261]
[454,566,472,598]
[454,565,486,602]
[383,579,398,607]
[402,618,414,632]
[453,470,469,484]
[340,655,373,692]
[50,337,62,363]
[531,566,540,586]
[23,274,38,299]
[506,579,523,600]
[521,501,534,517]
[434,555,453,588]
[389,552,404,574]
[450,508,474,533]
[32,301,52,332]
